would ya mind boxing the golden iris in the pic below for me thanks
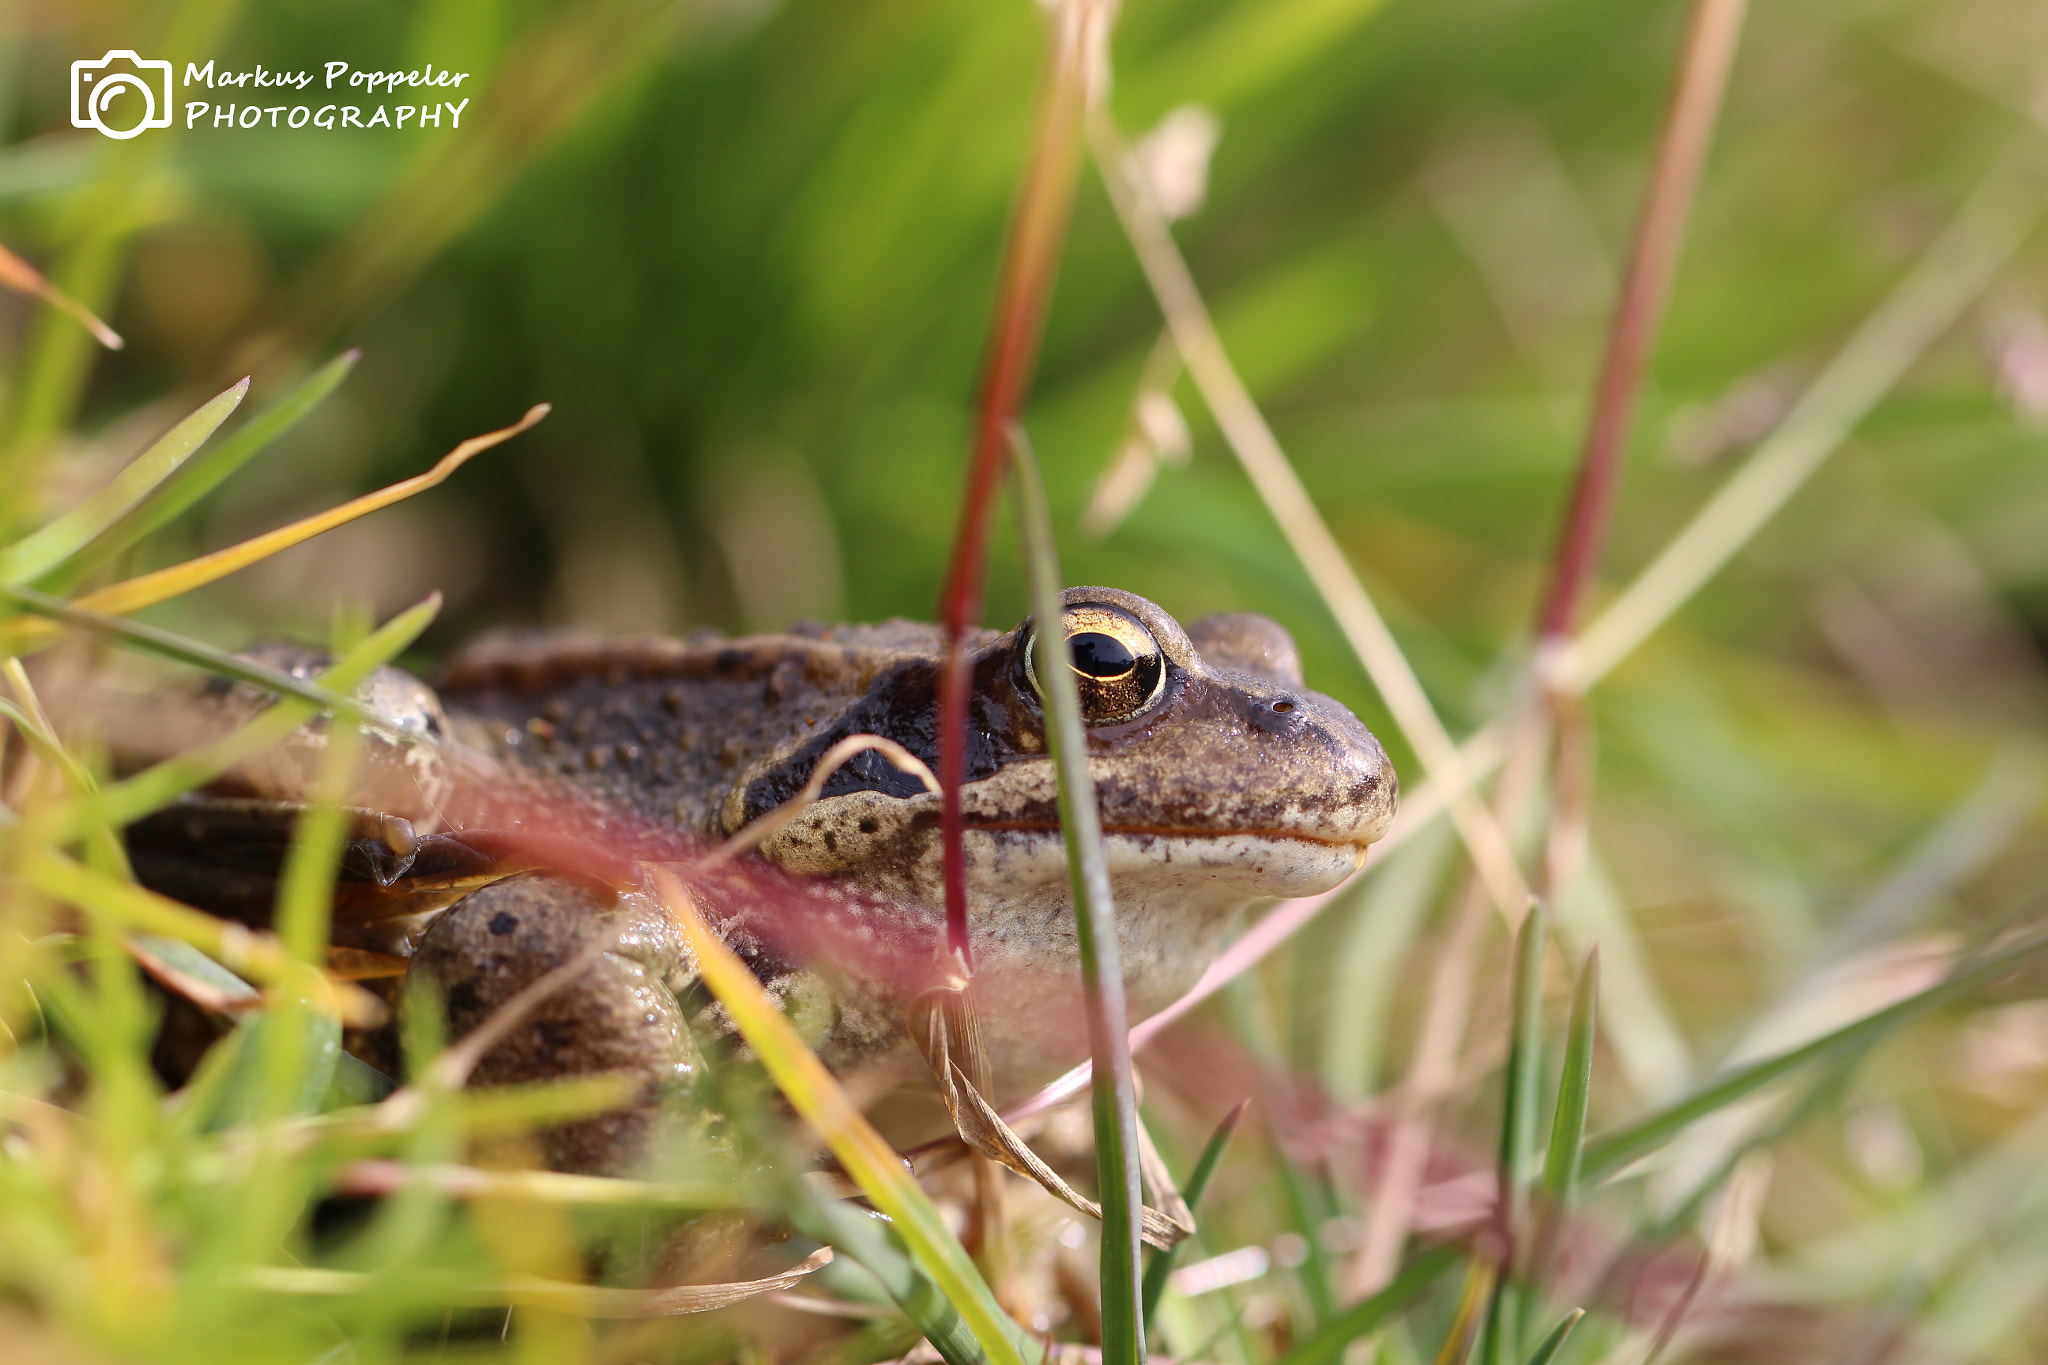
[1024,602,1167,725]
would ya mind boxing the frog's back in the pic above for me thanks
[434,623,989,835]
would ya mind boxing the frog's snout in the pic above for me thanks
[1284,696,1398,853]
[1210,674,1397,854]
[1076,670,1397,885]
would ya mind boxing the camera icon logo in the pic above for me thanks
[71,50,174,140]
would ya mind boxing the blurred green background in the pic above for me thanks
[8,0,2048,1354]
[15,0,2042,714]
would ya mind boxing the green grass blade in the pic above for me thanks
[130,932,260,1007]
[205,1008,344,1130]
[800,1194,1004,1365]
[1585,924,2048,1179]
[48,351,360,586]
[20,850,374,1026]
[329,1052,398,1107]
[0,687,129,875]
[1529,949,1600,1296]
[272,612,373,966]
[1641,1066,1845,1247]
[1141,1098,1249,1324]
[163,1012,261,1140]
[0,582,386,727]
[699,1003,997,1365]
[1500,903,1545,1201]
[0,377,248,584]
[1279,1241,1466,1365]
[1518,1308,1584,1365]
[75,591,440,833]
[1010,425,1145,1363]
[1540,949,1600,1209]
[655,869,1029,1365]
[1280,1151,1340,1325]
[1483,903,1546,1365]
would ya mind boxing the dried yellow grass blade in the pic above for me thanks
[1089,111,1530,927]
[226,1247,835,1317]
[1429,1257,1496,1365]
[67,403,550,621]
[650,868,1027,1365]
[0,240,123,349]
[333,1159,751,1208]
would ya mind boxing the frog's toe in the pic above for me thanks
[410,872,696,1174]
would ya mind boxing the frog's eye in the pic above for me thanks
[1022,603,1168,726]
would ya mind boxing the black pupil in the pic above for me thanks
[1069,631,1136,678]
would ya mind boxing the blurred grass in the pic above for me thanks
[2,0,2047,1361]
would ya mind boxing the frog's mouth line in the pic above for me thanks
[962,819,1377,852]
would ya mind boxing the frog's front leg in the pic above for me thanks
[409,872,700,1173]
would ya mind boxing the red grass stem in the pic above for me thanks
[1537,0,1747,645]
[936,2,1106,969]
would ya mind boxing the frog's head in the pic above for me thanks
[736,588,1395,1017]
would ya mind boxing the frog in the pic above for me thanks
[119,587,1396,1174]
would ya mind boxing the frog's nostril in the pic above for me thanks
[1250,695,1304,735]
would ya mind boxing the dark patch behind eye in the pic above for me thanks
[734,654,1013,824]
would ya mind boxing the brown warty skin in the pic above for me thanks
[123,588,1396,1171]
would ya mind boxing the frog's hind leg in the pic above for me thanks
[409,872,698,1174]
